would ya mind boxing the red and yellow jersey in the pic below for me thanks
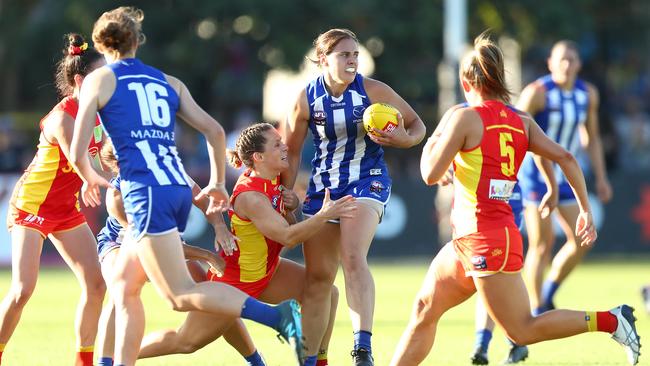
[223,170,285,283]
[10,97,103,219]
[451,100,528,238]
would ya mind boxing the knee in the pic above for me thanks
[85,277,107,300]
[8,284,35,308]
[164,294,194,313]
[341,254,368,273]
[504,331,532,346]
[412,296,438,327]
[306,269,337,291]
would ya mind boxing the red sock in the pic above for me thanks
[316,359,328,366]
[76,350,94,366]
[597,311,618,333]
[0,351,3,365]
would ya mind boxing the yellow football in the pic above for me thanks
[363,103,399,135]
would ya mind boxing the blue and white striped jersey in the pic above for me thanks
[519,74,589,185]
[99,58,188,194]
[305,73,389,195]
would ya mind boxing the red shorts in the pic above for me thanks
[453,226,523,277]
[7,207,86,238]
[207,268,274,298]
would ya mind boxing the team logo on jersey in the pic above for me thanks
[491,248,503,257]
[369,180,384,196]
[312,111,327,126]
[471,255,487,270]
[499,110,507,118]
[352,105,366,124]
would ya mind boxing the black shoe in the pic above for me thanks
[351,348,374,366]
[470,347,489,365]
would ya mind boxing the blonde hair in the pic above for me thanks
[227,123,275,169]
[92,6,146,56]
[308,28,359,65]
[460,32,511,103]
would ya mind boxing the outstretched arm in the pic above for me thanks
[281,90,310,189]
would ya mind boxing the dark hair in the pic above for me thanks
[92,6,146,56]
[54,33,103,97]
[100,138,119,173]
[460,32,511,103]
[550,40,580,58]
[308,28,359,65]
[227,123,275,169]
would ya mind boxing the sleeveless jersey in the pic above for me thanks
[452,101,529,238]
[99,58,188,194]
[10,97,102,218]
[224,171,284,283]
[305,73,387,195]
[519,74,589,185]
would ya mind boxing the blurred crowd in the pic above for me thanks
[1,52,648,179]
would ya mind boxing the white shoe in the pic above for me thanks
[610,305,641,365]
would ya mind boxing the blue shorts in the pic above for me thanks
[302,176,391,221]
[97,237,121,262]
[123,185,192,241]
[520,180,576,206]
[509,186,523,229]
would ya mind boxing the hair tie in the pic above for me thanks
[69,42,88,56]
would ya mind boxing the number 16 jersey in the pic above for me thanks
[99,58,188,194]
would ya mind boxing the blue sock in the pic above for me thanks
[474,329,492,351]
[541,280,560,307]
[97,357,113,366]
[303,355,318,366]
[532,307,545,316]
[353,330,372,352]
[244,350,265,366]
[240,297,281,329]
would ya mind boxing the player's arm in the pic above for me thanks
[167,74,228,212]
[581,83,612,203]
[105,185,128,228]
[420,108,473,185]
[533,154,558,218]
[181,241,225,275]
[421,105,464,186]
[186,176,238,256]
[516,81,546,115]
[70,68,114,206]
[364,78,426,148]
[526,117,596,246]
[282,89,310,189]
[236,189,355,248]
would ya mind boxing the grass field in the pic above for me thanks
[0,258,648,365]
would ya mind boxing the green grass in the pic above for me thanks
[0,258,648,365]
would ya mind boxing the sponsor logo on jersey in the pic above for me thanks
[369,168,382,176]
[352,105,366,124]
[489,179,516,201]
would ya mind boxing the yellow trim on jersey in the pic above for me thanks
[485,124,525,135]
[16,145,60,214]
[230,213,269,282]
[452,147,483,237]
[496,227,510,272]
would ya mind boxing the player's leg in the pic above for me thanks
[475,272,639,364]
[50,224,106,365]
[521,204,555,314]
[134,233,303,363]
[390,243,476,366]
[301,223,341,363]
[543,203,587,308]
[470,297,494,365]
[138,310,236,358]
[0,227,44,354]
[96,248,120,366]
[339,200,381,362]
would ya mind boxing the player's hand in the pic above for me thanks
[206,252,226,277]
[368,113,412,148]
[575,211,597,247]
[196,183,229,214]
[213,222,239,256]
[316,188,357,220]
[538,189,558,219]
[596,178,613,203]
[81,171,111,207]
[280,185,300,211]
